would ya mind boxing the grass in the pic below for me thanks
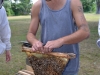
[79,13,100,75]
[8,15,31,20]
[84,13,100,22]
[0,13,100,75]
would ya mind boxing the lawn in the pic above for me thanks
[0,13,100,75]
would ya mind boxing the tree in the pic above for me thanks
[11,0,32,15]
[3,1,15,16]
[96,0,100,14]
[81,0,96,12]
[20,0,30,3]
[81,0,100,14]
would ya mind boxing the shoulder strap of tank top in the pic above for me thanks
[67,0,72,14]
[67,0,71,8]
[39,0,44,13]
[40,0,46,10]
[41,0,45,5]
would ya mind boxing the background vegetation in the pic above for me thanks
[2,0,100,16]
[3,0,32,16]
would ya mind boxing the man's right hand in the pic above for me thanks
[32,40,44,53]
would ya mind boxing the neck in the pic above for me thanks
[46,0,62,3]
[46,0,66,10]
[46,0,51,1]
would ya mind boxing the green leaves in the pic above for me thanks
[81,0,96,12]
[3,0,32,16]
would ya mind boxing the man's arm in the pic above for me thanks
[59,0,90,44]
[27,0,40,43]
[27,0,44,51]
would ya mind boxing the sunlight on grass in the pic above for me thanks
[8,13,100,22]
[84,13,100,21]
[8,15,31,20]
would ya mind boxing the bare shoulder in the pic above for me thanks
[31,0,42,15]
[32,0,42,8]
[71,0,83,12]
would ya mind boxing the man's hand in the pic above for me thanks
[32,40,44,52]
[44,38,63,52]
[5,50,11,62]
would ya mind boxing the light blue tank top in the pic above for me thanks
[39,0,79,74]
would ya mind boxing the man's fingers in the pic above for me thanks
[37,43,42,51]
[32,46,35,51]
[44,44,53,53]
[32,44,38,51]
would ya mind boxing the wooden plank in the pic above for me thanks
[22,70,35,75]
[18,71,31,75]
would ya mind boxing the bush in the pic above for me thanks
[81,0,96,12]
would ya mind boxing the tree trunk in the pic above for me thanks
[96,0,100,14]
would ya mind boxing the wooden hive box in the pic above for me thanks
[22,43,76,75]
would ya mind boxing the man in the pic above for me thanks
[0,0,11,62]
[27,0,90,75]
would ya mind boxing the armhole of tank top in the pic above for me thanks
[68,0,77,29]
[69,0,75,24]
[68,0,73,19]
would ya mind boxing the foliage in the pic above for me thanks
[81,0,100,14]
[3,0,32,16]
[11,3,32,15]
[3,0,99,15]
[20,0,30,3]
[81,0,96,12]
[3,1,13,16]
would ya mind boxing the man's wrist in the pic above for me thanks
[59,38,65,45]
